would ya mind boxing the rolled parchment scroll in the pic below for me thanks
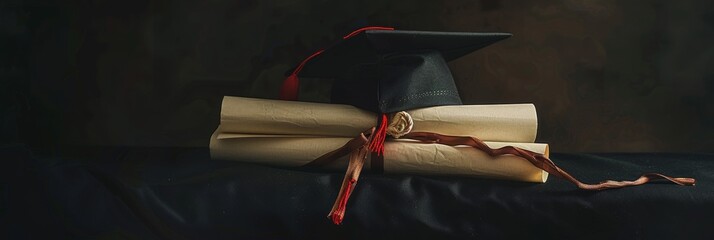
[219,96,538,143]
[210,133,549,183]
[211,96,547,182]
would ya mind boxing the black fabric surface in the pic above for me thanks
[3,146,713,239]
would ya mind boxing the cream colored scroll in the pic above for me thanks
[219,96,538,143]
[210,132,549,183]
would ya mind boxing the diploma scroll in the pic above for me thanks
[219,96,538,143]
[210,133,549,183]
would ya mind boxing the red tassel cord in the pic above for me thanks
[343,26,395,39]
[368,114,388,155]
[280,26,394,101]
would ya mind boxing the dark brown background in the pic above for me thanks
[2,0,713,152]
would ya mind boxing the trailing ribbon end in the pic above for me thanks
[279,74,299,101]
[650,174,696,186]
[677,178,696,186]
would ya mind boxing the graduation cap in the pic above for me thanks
[279,27,512,113]
[280,27,512,156]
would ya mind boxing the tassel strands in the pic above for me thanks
[326,129,372,225]
[330,179,357,225]
[368,114,388,156]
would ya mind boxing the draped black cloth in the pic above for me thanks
[3,146,713,239]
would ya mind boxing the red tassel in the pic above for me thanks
[368,114,388,155]
[279,73,300,101]
[279,50,324,101]
[330,178,357,225]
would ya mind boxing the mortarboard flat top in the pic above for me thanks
[283,29,512,113]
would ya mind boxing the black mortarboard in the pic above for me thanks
[280,27,512,113]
